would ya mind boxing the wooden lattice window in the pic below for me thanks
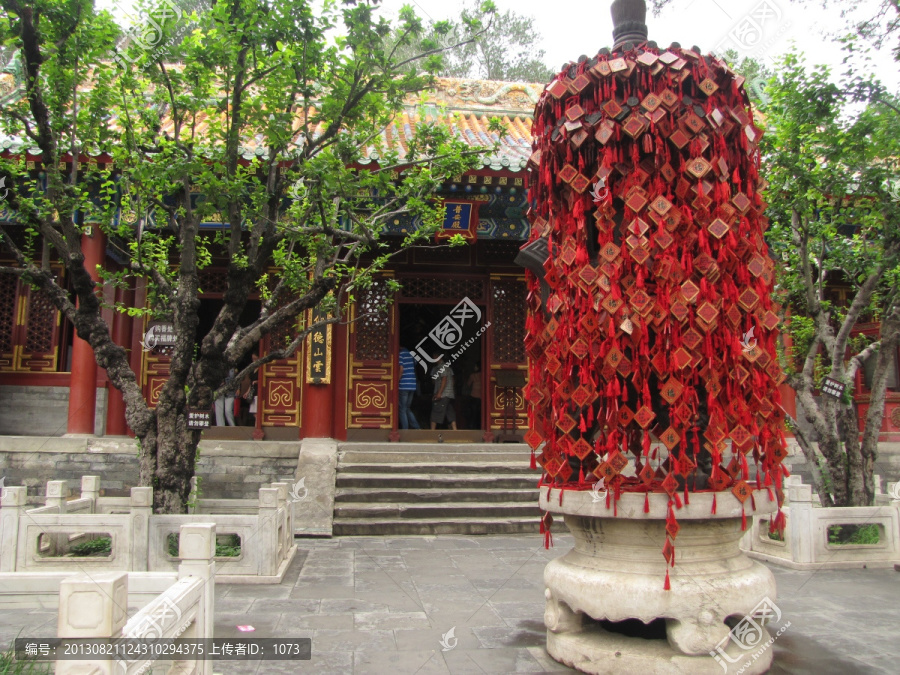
[492,278,526,363]
[198,268,228,295]
[400,277,485,302]
[481,240,521,262]
[23,288,57,353]
[355,279,392,361]
[0,272,17,353]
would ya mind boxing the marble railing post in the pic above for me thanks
[129,487,152,571]
[177,522,216,675]
[56,572,128,675]
[257,488,279,576]
[80,475,101,510]
[270,482,290,556]
[45,480,68,556]
[787,483,814,565]
[0,486,27,572]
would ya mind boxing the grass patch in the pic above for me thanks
[0,641,53,674]
[828,524,881,546]
[68,536,112,557]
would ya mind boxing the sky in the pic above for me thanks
[93,0,900,92]
[378,0,900,91]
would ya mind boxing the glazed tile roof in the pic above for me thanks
[0,65,538,172]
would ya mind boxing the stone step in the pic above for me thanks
[335,473,536,490]
[334,501,540,520]
[334,487,538,504]
[339,442,529,453]
[336,462,532,475]
[339,450,527,463]
[331,516,541,536]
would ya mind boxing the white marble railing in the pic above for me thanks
[0,477,295,583]
[55,522,216,675]
[742,479,900,570]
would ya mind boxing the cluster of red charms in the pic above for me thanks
[522,41,789,586]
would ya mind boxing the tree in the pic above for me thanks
[0,0,498,512]
[762,51,900,507]
[387,1,553,82]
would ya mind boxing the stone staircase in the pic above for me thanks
[332,442,541,535]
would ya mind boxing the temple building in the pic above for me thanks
[0,73,897,442]
[0,77,539,442]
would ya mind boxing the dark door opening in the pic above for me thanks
[197,298,261,427]
[399,303,485,430]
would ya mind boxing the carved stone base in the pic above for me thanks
[546,624,773,675]
[541,487,779,674]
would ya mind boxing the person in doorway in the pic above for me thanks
[398,346,420,430]
[215,368,237,426]
[430,354,457,431]
[466,362,482,429]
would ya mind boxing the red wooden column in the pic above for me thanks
[301,315,335,438]
[67,229,107,435]
[106,283,135,435]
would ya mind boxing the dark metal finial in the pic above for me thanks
[611,0,648,50]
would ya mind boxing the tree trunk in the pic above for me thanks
[138,408,201,514]
[788,417,833,507]
[859,304,900,504]
[794,382,852,505]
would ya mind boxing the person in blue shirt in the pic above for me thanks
[398,347,420,430]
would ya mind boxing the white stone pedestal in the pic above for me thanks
[540,486,779,674]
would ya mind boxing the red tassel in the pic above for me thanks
[711,494,717,514]
[530,449,537,470]
[741,505,747,531]
[545,531,553,549]
[664,569,671,590]
[644,492,650,513]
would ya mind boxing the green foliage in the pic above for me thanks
[0,0,497,504]
[0,643,52,674]
[68,536,112,557]
[828,523,881,545]
[386,1,553,82]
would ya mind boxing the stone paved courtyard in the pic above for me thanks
[4,534,900,673]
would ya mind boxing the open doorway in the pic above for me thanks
[398,303,485,430]
[197,298,261,427]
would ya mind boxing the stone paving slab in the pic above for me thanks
[3,534,900,673]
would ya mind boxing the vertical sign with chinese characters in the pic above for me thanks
[436,201,476,241]
[305,308,332,384]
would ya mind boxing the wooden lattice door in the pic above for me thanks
[487,275,528,432]
[259,315,303,428]
[0,267,65,372]
[346,278,395,429]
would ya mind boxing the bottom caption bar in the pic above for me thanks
[15,638,312,661]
